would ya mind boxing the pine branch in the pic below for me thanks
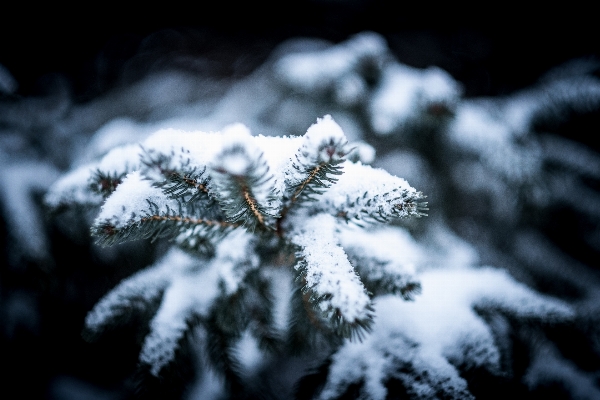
[317,161,428,223]
[294,263,375,341]
[205,312,246,395]
[360,188,429,223]
[44,164,106,212]
[48,115,438,393]
[291,213,374,340]
[348,254,421,300]
[283,115,350,207]
[92,201,236,247]
[140,147,179,177]
[159,169,211,202]
[211,143,281,231]
[242,270,281,353]
[287,159,345,205]
[91,171,234,248]
[83,248,200,340]
[286,283,341,354]
[89,169,127,198]
[339,225,423,301]
[141,147,214,204]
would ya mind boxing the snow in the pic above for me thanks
[211,229,259,294]
[45,163,104,208]
[301,115,349,163]
[218,150,252,176]
[95,171,172,228]
[137,231,259,375]
[95,144,142,175]
[141,265,220,375]
[320,266,574,399]
[45,143,142,209]
[318,160,422,221]
[347,140,376,164]
[275,31,387,98]
[339,224,422,274]
[85,248,200,334]
[141,128,225,178]
[385,267,570,355]
[233,330,265,376]
[210,125,262,176]
[262,267,293,334]
[446,100,541,183]
[291,213,371,323]
[282,115,350,193]
[77,118,150,164]
[338,224,420,289]
[369,63,461,135]
[0,161,59,262]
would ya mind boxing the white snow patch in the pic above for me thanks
[301,115,349,163]
[45,163,104,208]
[339,224,421,275]
[319,161,419,220]
[320,266,573,399]
[95,170,172,228]
[275,31,387,97]
[291,213,370,322]
[85,248,199,333]
[234,330,265,376]
[369,63,461,135]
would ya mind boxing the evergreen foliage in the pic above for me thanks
[2,28,593,399]
[45,110,576,399]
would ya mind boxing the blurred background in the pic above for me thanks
[1,2,600,399]
[3,3,600,99]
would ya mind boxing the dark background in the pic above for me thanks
[2,2,599,100]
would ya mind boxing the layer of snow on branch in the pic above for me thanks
[140,265,215,375]
[94,144,143,174]
[292,213,370,322]
[338,224,421,276]
[275,31,387,95]
[447,101,541,182]
[253,133,303,180]
[320,267,574,400]
[45,164,103,208]
[319,161,419,220]
[46,144,143,208]
[77,118,151,164]
[141,128,228,180]
[209,126,283,214]
[140,232,257,375]
[85,248,199,333]
[95,170,174,228]
[211,229,259,293]
[369,63,461,135]
[282,115,349,188]
[302,115,348,163]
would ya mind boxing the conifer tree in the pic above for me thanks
[46,114,574,399]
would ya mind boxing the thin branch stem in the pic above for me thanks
[241,185,265,225]
[141,214,238,228]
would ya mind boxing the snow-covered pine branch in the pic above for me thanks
[17,25,597,399]
[283,115,349,206]
[310,267,574,400]
[90,171,234,249]
[46,115,426,383]
[291,213,373,340]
